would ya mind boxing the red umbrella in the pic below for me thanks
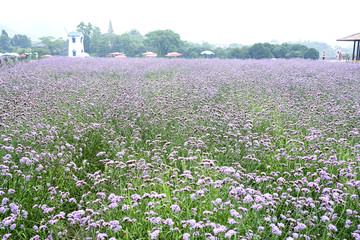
[142,52,157,57]
[19,53,27,58]
[165,52,182,57]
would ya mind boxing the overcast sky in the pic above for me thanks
[1,0,358,47]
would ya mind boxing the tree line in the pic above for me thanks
[0,22,320,60]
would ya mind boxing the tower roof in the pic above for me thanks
[67,32,84,37]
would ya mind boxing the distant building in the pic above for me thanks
[67,32,84,57]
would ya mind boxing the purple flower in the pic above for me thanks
[9,223,16,230]
[228,218,237,224]
[231,209,242,218]
[164,218,174,226]
[122,204,130,211]
[8,189,15,195]
[270,223,282,235]
[29,235,40,240]
[328,223,337,232]
[2,234,11,240]
[2,198,9,205]
[213,225,227,235]
[149,230,160,239]
[96,151,106,157]
[9,203,19,214]
[183,233,191,240]
[294,223,306,231]
[170,204,181,213]
[345,220,352,228]
[97,233,108,240]
[321,215,330,222]
[224,230,237,238]
[107,202,117,209]
[251,203,262,211]
[2,146,14,152]
[243,194,254,203]
[2,154,11,160]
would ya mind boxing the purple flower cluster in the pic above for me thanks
[0,57,360,239]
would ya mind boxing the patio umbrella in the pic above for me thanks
[165,52,182,57]
[4,53,19,57]
[142,52,155,55]
[109,52,125,56]
[144,53,157,57]
[19,53,27,58]
[115,55,127,58]
[201,50,215,55]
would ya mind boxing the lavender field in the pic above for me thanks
[1,57,360,240]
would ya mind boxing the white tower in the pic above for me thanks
[67,32,84,57]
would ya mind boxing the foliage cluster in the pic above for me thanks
[74,22,320,59]
[0,30,32,54]
[1,23,320,59]
[227,43,319,60]
[0,29,67,56]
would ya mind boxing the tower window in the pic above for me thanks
[72,50,76,56]
[72,36,76,43]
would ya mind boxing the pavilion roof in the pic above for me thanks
[337,32,360,41]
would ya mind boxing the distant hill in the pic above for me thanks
[0,21,66,43]
[289,40,353,57]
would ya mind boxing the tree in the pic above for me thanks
[286,51,303,59]
[77,22,93,53]
[272,45,289,58]
[105,34,137,57]
[128,29,144,43]
[263,43,275,54]
[126,29,146,56]
[32,48,50,57]
[289,44,308,53]
[304,48,319,60]
[238,46,251,59]
[0,30,11,52]
[108,20,114,34]
[97,34,113,57]
[182,46,206,58]
[144,30,182,57]
[213,47,227,59]
[39,36,67,55]
[227,46,251,59]
[249,43,273,59]
[228,43,242,48]
[89,26,102,55]
[11,34,31,48]
[227,48,241,59]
